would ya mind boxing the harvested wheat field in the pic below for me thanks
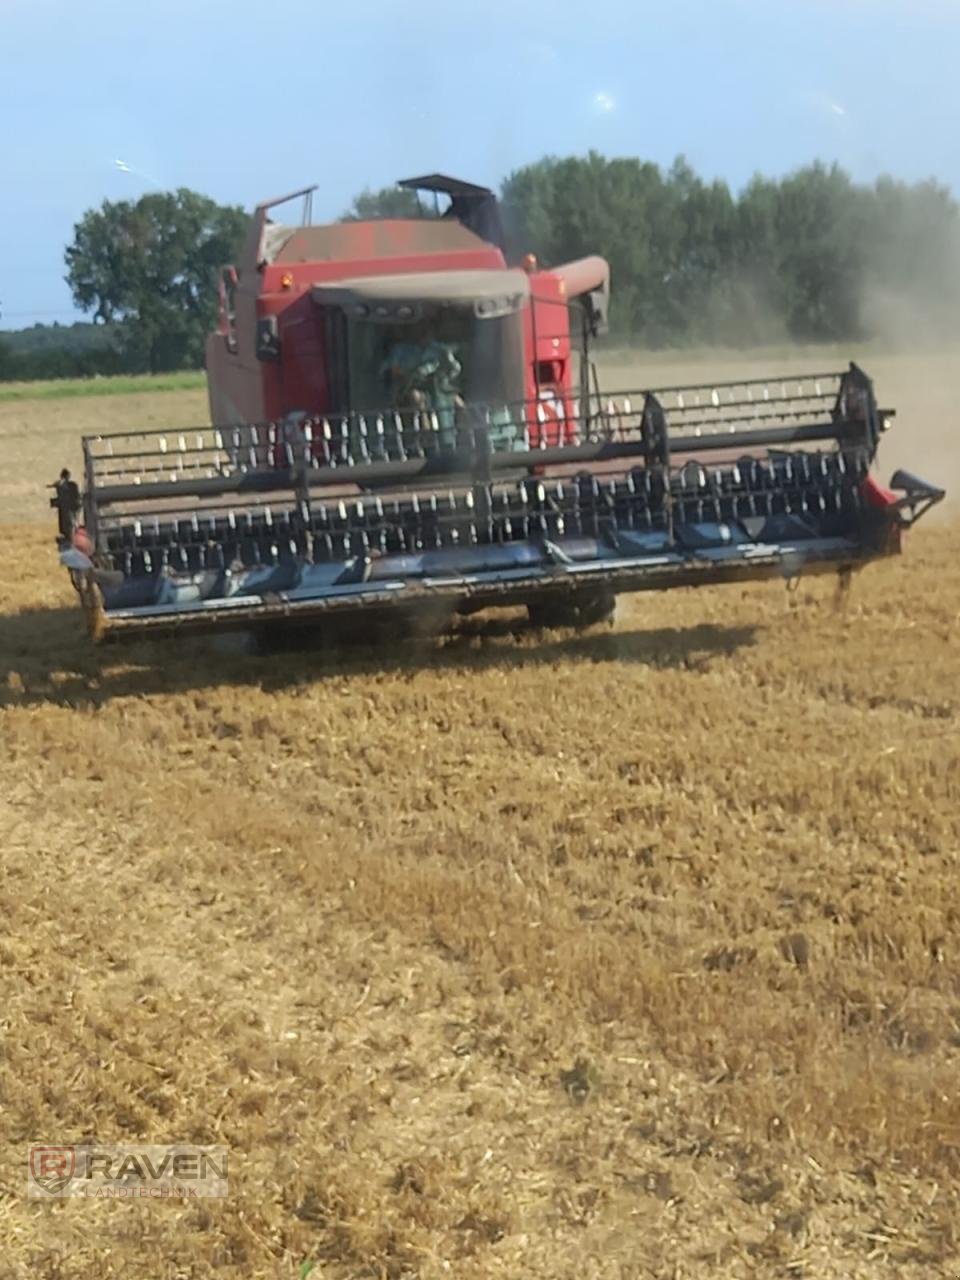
[0,349,958,1279]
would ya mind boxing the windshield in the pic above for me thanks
[347,307,525,416]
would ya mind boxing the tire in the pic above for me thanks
[400,602,455,640]
[527,590,616,630]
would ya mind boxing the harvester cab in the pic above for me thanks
[58,175,944,642]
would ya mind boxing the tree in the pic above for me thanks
[767,163,870,340]
[342,186,427,220]
[65,189,247,373]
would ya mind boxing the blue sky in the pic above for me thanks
[2,0,959,328]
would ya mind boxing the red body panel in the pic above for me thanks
[525,272,575,445]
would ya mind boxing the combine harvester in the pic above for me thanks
[56,175,944,642]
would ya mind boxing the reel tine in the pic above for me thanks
[392,412,407,460]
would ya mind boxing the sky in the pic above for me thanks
[2,0,960,329]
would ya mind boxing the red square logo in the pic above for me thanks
[28,1146,76,1195]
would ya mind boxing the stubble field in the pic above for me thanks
[0,348,957,1278]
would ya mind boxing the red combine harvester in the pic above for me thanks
[57,175,944,641]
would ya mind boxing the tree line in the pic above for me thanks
[2,155,957,380]
[496,154,960,347]
[0,320,125,381]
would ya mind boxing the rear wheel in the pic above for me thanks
[527,590,616,630]
[399,602,456,640]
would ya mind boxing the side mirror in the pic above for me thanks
[585,288,608,338]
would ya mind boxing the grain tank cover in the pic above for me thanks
[268,219,492,265]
